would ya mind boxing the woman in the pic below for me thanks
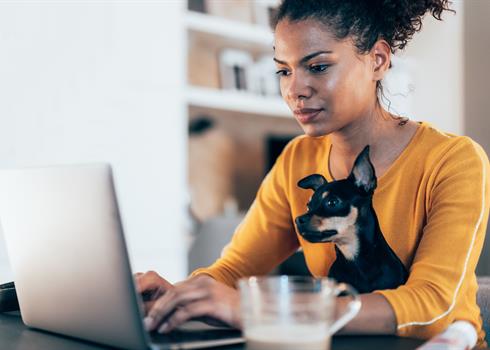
[138,0,489,345]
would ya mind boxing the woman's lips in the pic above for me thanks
[294,108,323,124]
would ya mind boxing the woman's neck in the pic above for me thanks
[328,105,416,180]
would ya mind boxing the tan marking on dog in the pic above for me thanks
[314,206,360,260]
[321,191,329,199]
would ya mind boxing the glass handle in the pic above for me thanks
[329,282,362,335]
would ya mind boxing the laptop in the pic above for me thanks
[0,164,243,350]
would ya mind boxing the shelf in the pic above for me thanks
[185,11,274,48]
[186,86,292,118]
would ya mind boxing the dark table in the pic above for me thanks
[0,312,427,349]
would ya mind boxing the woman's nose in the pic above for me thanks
[285,73,313,101]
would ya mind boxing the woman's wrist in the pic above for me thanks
[335,293,397,335]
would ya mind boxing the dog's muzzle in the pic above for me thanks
[295,214,338,243]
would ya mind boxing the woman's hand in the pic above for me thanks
[134,271,174,314]
[136,272,241,334]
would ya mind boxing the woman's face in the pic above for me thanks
[274,19,379,137]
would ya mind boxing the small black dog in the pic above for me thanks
[295,146,408,293]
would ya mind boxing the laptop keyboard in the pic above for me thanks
[150,328,243,343]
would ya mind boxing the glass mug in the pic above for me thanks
[238,276,361,350]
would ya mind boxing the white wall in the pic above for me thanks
[387,1,464,134]
[463,0,490,275]
[0,1,188,282]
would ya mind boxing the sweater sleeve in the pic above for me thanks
[375,138,490,339]
[190,141,300,287]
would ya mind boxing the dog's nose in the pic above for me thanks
[296,215,308,225]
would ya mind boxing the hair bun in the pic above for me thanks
[378,0,455,51]
[275,0,455,53]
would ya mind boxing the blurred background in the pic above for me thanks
[0,0,488,283]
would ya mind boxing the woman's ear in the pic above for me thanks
[371,40,391,81]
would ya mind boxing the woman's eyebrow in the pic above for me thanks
[273,50,333,65]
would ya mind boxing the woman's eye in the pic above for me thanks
[310,64,329,73]
[275,69,290,77]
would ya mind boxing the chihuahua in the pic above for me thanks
[295,146,408,293]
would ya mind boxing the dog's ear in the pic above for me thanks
[298,174,327,191]
[348,145,377,194]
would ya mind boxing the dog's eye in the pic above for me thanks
[326,197,339,208]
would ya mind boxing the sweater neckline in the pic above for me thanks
[324,121,428,190]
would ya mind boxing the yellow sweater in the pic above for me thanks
[192,122,489,345]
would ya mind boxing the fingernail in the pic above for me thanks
[144,317,154,331]
[158,323,169,334]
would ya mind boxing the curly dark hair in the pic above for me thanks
[274,0,454,121]
[274,0,455,54]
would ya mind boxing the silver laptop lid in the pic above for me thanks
[0,164,148,350]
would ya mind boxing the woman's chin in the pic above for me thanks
[300,124,330,138]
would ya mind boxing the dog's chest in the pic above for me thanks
[328,238,409,293]
[328,257,372,293]
[332,226,359,261]
[318,207,360,260]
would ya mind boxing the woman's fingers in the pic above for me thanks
[146,285,209,332]
[142,299,158,315]
[134,271,175,316]
[158,301,215,333]
[143,274,241,333]
[135,270,173,294]
[144,293,191,315]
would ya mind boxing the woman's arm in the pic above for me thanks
[336,294,397,334]
[337,138,489,339]
[370,139,490,341]
[190,141,300,287]
[139,142,301,332]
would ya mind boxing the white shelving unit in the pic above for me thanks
[186,86,291,118]
[185,11,273,47]
[184,3,300,266]
[184,9,291,119]
[184,2,301,206]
